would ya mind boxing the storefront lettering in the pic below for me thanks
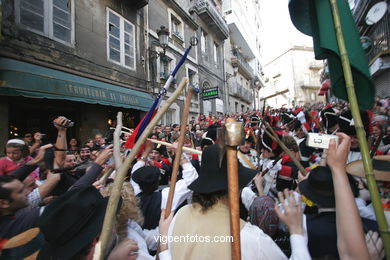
[65,84,140,105]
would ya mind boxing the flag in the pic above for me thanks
[125,46,193,149]
[288,0,375,109]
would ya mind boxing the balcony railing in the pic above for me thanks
[190,0,229,39]
[230,82,252,103]
[231,49,255,80]
[367,12,390,63]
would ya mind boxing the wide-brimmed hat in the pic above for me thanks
[37,186,108,259]
[338,109,370,137]
[188,144,257,193]
[298,166,362,208]
[260,129,283,157]
[132,166,160,185]
[0,228,44,260]
[320,107,339,131]
[346,156,390,182]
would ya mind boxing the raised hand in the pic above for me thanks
[275,189,304,235]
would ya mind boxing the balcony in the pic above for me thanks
[367,12,390,63]
[189,0,229,40]
[231,49,255,80]
[298,80,321,89]
[230,82,252,103]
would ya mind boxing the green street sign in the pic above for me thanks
[202,87,219,100]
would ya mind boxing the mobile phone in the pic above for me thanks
[306,133,339,149]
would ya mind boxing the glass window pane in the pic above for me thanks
[124,44,130,55]
[124,33,129,43]
[109,24,120,38]
[20,9,44,32]
[109,49,120,62]
[20,0,44,32]
[21,0,44,15]
[53,7,70,28]
[124,22,133,33]
[109,12,120,27]
[125,56,131,66]
[109,36,120,50]
[53,23,71,42]
[53,0,69,10]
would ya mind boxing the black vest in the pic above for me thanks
[138,191,162,230]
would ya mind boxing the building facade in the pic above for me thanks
[261,46,326,108]
[223,0,265,113]
[0,0,152,151]
[352,0,389,98]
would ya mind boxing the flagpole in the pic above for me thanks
[329,0,390,257]
[96,78,188,259]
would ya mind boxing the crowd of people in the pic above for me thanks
[0,96,389,259]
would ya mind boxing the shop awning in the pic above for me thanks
[0,58,153,111]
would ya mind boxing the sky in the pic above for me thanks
[261,0,313,64]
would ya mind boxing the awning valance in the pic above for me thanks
[0,58,153,111]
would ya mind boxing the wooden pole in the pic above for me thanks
[113,112,123,171]
[165,86,193,216]
[263,121,308,176]
[96,78,188,259]
[147,138,202,155]
[225,118,241,260]
[329,0,390,256]
[307,110,324,132]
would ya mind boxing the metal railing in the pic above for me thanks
[367,12,390,62]
[232,49,254,78]
[191,0,229,36]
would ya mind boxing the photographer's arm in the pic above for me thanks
[29,132,42,155]
[327,133,370,260]
[53,117,68,168]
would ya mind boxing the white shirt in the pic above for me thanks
[131,160,199,251]
[166,212,311,260]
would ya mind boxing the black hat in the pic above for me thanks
[320,107,339,131]
[153,144,168,157]
[260,129,283,157]
[250,115,260,127]
[299,166,358,208]
[245,134,255,144]
[132,166,160,186]
[37,186,108,259]
[281,112,295,125]
[188,144,256,193]
[338,109,370,137]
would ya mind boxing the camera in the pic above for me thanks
[306,133,339,149]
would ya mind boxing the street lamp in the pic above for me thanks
[156,26,169,56]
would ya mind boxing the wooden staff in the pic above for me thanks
[225,118,242,260]
[307,110,324,132]
[165,86,193,217]
[96,78,188,259]
[370,132,384,158]
[113,112,123,171]
[329,0,390,254]
[263,121,308,176]
[147,138,202,155]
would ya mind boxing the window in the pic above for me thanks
[159,56,172,80]
[311,92,316,101]
[16,0,74,46]
[200,29,208,55]
[213,42,219,65]
[107,8,135,70]
[171,16,183,40]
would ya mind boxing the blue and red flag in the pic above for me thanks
[125,45,193,149]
